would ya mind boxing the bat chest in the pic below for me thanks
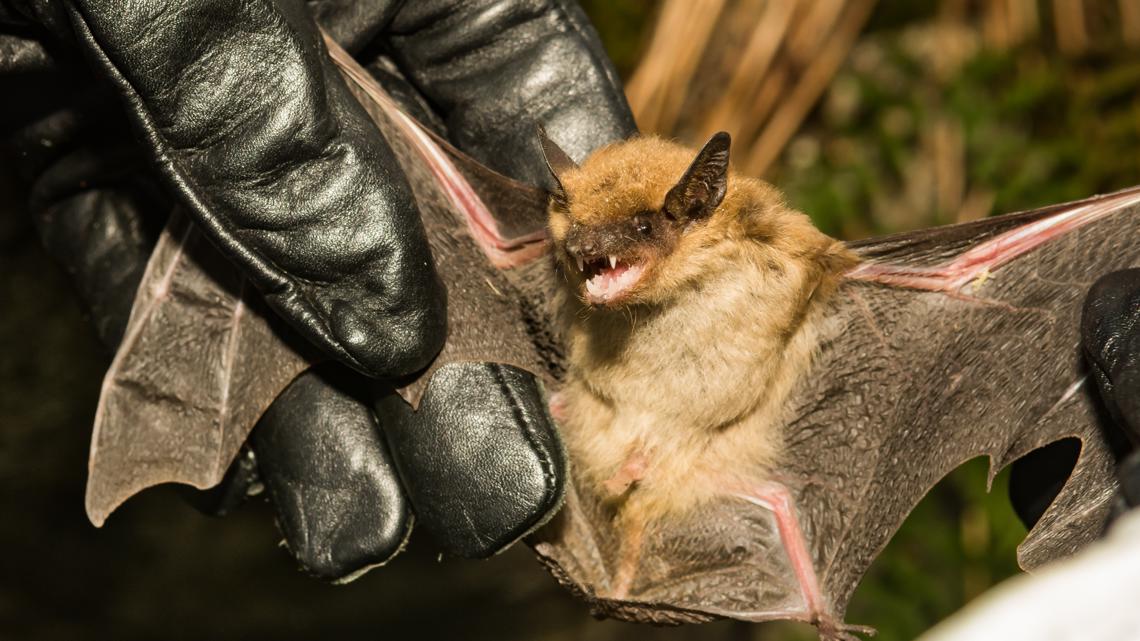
[561,293,805,512]
[584,294,787,427]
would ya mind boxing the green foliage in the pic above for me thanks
[773,30,1140,239]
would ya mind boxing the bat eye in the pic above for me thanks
[636,219,652,236]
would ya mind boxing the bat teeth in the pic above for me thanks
[608,255,618,269]
[576,256,585,272]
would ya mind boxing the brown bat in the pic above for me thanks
[85,32,1138,640]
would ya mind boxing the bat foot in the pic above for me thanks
[608,512,647,600]
[816,617,876,641]
[732,481,825,612]
[547,392,568,422]
[602,450,649,499]
[731,480,869,640]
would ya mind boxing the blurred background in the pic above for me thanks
[3,1,1140,639]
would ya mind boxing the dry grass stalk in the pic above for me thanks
[983,0,1040,48]
[957,188,996,223]
[1008,0,1041,44]
[1120,0,1140,44]
[626,0,1137,194]
[1053,0,1089,54]
[696,0,797,140]
[624,0,728,133]
[785,1,848,64]
[743,0,877,175]
[627,0,875,178]
[932,116,966,218]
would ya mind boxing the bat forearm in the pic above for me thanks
[846,188,1140,293]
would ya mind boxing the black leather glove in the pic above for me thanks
[1082,269,1140,521]
[1,0,636,579]
[1010,268,1140,530]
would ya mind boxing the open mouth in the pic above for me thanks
[575,255,647,305]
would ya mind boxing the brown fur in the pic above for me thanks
[548,135,857,527]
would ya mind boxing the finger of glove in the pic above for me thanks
[0,31,54,76]
[1,3,71,39]
[199,38,454,525]
[14,104,165,347]
[385,0,638,188]
[305,0,399,55]
[253,366,412,581]
[57,0,446,378]
[1082,268,1140,440]
[3,60,117,169]
[376,363,566,559]
[34,189,161,346]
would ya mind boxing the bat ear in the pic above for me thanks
[664,131,731,221]
[538,125,577,203]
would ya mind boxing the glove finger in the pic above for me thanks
[0,32,54,76]
[15,102,166,347]
[305,0,397,54]
[195,35,451,532]
[1082,268,1140,441]
[253,366,412,581]
[377,362,566,559]
[0,34,65,131]
[58,0,446,378]
[384,0,638,188]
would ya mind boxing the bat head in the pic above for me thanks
[542,131,738,308]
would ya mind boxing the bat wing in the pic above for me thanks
[532,187,1140,631]
[323,36,562,399]
[84,34,560,525]
[85,213,311,526]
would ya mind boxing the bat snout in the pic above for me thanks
[565,226,628,261]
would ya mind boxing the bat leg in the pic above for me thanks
[733,481,874,640]
[609,511,646,600]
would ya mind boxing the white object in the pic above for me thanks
[918,509,1140,641]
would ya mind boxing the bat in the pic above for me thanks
[84,31,1139,640]
[533,130,1137,639]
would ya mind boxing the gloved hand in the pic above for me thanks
[1010,268,1140,530]
[0,0,636,579]
[1082,268,1140,521]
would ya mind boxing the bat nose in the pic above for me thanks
[565,230,597,257]
[568,242,595,257]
